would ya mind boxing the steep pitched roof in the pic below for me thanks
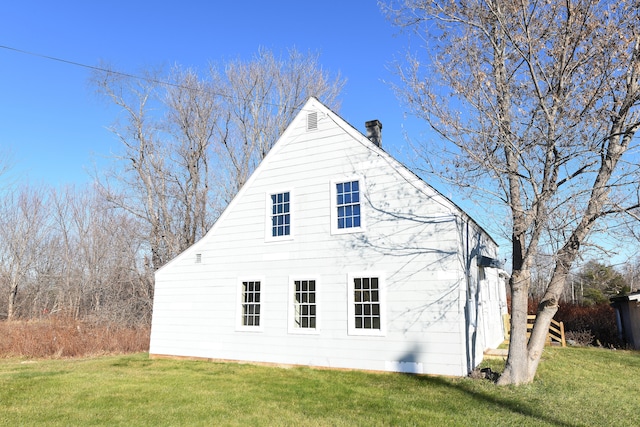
[157,97,496,272]
[304,97,497,247]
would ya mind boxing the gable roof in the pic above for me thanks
[305,97,497,246]
[157,97,497,273]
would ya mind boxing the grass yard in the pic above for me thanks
[1,347,639,426]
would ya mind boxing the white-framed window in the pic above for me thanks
[347,273,385,336]
[330,177,365,235]
[288,276,319,334]
[265,189,293,242]
[237,278,264,331]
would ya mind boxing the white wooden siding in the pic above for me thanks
[150,98,504,377]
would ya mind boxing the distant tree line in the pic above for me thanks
[0,48,344,325]
[530,258,637,306]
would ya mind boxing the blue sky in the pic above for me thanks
[0,1,425,186]
[3,2,637,268]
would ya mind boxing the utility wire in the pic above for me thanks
[0,44,320,112]
[0,44,205,91]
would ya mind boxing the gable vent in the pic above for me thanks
[195,253,202,264]
[307,111,318,131]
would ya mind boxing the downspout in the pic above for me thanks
[464,219,473,374]
[613,303,623,341]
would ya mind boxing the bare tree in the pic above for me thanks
[47,185,152,325]
[0,185,51,319]
[164,68,220,249]
[92,48,345,270]
[386,0,640,384]
[212,48,345,199]
[92,67,178,270]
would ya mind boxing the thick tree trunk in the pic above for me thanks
[497,269,530,385]
[526,302,558,379]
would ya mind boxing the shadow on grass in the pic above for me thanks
[413,374,577,427]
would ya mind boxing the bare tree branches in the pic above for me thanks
[0,184,151,325]
[0,47,344,327]
[387,0,640,384]
[92,48,345,270]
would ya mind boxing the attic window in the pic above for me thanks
[271,192,291,237]
[307,111,318,131]
[330,177,366,235]
[336,181,361,229]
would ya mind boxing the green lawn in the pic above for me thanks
[1,347,639,426]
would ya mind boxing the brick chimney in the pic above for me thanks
[365,120,382,148]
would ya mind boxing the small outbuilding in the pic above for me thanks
[610,291,640,349]
[149,97,507,376]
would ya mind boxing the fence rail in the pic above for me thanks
[503,314,566,347]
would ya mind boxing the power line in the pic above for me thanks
[0,44,201,91]
[0,43,324,113]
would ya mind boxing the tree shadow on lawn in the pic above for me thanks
[412,375,578,427]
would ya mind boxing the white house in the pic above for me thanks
[149,97,507,377]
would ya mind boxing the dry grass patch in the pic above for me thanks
[0,318,149,358]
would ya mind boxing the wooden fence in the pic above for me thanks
[503,314,566,347]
